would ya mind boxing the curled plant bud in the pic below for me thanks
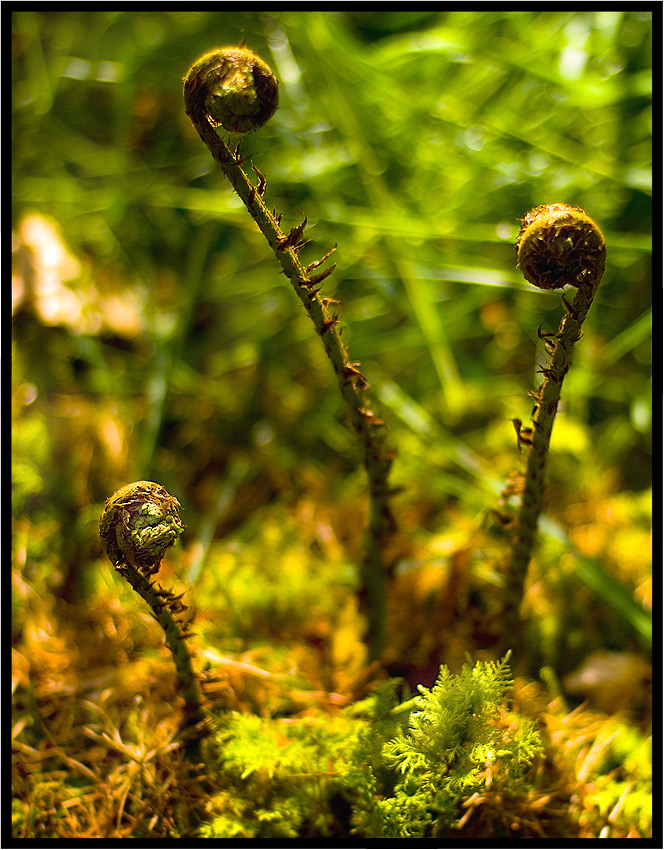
[184,47,279,134]
[498,203,607,651]
[183,47,394,661]
[516,203,606,291]
[100,481,183,574]
[100,482,205,758]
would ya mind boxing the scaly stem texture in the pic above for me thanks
[502,286,595,632]
[499,204,605,647]
[100,481,205,759]
[184,54,394,660]
[116,561,205,750]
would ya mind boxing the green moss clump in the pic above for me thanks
[199,654,543,838]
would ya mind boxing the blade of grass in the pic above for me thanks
[375,376,503,496]
[539,515,652,648]
[306,13,465,412]
[596,308,652,368]
[187,455,251,585]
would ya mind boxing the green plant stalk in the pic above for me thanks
[500,204,605,644]
[502,286,596,628]
[116,561,204,747]
[184,54,394,660]
[99,481,205,760]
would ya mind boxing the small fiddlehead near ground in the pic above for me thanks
[499,204,606,648]
[99,481,206,759]
[183,46,395,661]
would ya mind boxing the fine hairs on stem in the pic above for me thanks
[498,204,606,648]
[183,47,395,661]
[99,481,206,760]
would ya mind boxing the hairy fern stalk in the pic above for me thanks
[183,47,394,660]
[499,204,606,646]
[99,481,206,760]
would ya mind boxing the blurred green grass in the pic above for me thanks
[12,10,652,655]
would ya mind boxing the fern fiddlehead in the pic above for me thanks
[99,481,206,758]
[183,47,395,660]
[500,204,606,646]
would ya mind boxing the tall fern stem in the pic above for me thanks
[183,48,394,660]
[500,204,606,647]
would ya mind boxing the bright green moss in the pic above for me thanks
[199,654,543,838]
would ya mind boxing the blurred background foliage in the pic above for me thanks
[11,9,653,839]
[12,9,651,709]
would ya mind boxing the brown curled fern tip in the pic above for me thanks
[516,203,606,291]
[184,47,279,134]
[184,47,395,661]
[498,204,606,650]
[100,482,206,760]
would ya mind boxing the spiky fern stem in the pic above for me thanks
[499,205,606,647]
[99,481,206,760]
[183,49,394,660]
